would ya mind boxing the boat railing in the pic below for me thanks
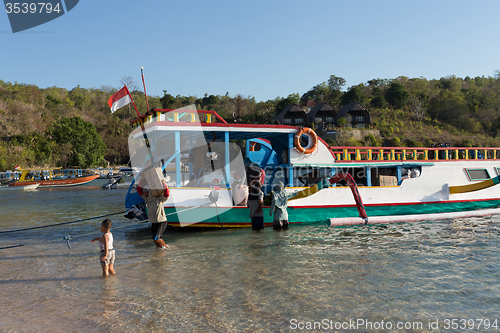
[27,169,98,179]
[329,146,500,162]
[0,171,20,180]
[131,109,228,130]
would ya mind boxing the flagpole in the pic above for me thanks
[141,67,150,112]
[125,85,142,119]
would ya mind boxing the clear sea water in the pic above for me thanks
[1,179,500,332]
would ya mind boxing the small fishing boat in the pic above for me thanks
[9,167,99,188]
[103,176,133,189]
[123,107,500,228]
[0,183,40,191]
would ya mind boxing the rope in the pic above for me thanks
[0,203,214,251]
[0,218,145,251]
[0,211,128,234]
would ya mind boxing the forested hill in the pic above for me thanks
[1,74,500,171]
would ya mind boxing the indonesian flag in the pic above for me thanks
[14,165,20,170]
[108,86,132,113]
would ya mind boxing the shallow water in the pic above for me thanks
[1,181,500,332]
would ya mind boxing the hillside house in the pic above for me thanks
[307,102,338,129]
[274,103,310,126]
[337,101,370,128]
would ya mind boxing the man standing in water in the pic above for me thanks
[137,178,170,249]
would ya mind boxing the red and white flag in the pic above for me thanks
[108,86,132,113]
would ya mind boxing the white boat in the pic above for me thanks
[123,108,500,228]
[0,183,40,191]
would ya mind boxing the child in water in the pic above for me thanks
[91,219,115,277]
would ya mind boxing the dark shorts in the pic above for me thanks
[152,222,167,240]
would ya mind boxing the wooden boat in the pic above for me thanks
[0,183,40,190]
[123,108,500,228]
[9,167,99,188]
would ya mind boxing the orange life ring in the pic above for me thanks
[249,142,256,151]
[294,127,318,154]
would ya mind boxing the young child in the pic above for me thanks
[91,219,115,277]
[269,181,297,230]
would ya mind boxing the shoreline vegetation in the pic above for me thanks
[2,73,500,172]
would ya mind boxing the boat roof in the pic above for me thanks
[132,121,300,141]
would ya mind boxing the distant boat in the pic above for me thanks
[102,176,132,189]
[0,183,40,190]
[8,167,99,188]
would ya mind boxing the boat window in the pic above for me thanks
[465,168,490,181]
[294,168,329,187]
[496,167,500,176]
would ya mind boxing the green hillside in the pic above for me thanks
[1,74,500,171]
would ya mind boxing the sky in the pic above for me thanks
[2,0,500,102]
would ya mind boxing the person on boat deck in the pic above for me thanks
[269,181,297,231]
[137,178,170,249]
[245,160,265,187]
[190,137,208,187]
[248,180,264,230]
[91,219,116,277]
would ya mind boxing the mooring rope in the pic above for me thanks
[0,218,147,251]
[0,202,217,250]
[0,211,128,234]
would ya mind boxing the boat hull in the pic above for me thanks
[162,197,500,227]
[9,174,100,187]
[123,159,500,228]
[0,183,40,191]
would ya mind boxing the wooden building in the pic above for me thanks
[273,103,310,126]
[307,102,338,128]
[337,101,370,128]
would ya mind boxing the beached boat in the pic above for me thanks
[9,167,99,188]
[124,108,500,228]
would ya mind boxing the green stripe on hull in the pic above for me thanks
[165,199,500,226]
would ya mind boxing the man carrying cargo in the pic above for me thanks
[137,176,170,249]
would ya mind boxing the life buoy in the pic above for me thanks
[294,127,318,154]
[249,142,256,151]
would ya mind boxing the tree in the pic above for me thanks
[371,95,386,108]
[48,117,106,168]
[409,95,427,122]
[120,76,139,92]
[326,75,346,107]
[275,93,300,115]
[160,90,175,109]
[68,86,91,110]
[341,85,368,106]
[385,82,410,109]
[300,82,329,104]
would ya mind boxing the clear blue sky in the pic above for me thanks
[2,0,500,102]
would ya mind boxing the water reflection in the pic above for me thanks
[1,184,500,331]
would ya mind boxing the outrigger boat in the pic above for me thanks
[9,167,99,188]
[0,183,40,190]
[124,107,500,227]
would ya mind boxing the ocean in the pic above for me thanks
[1,179,500,332]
